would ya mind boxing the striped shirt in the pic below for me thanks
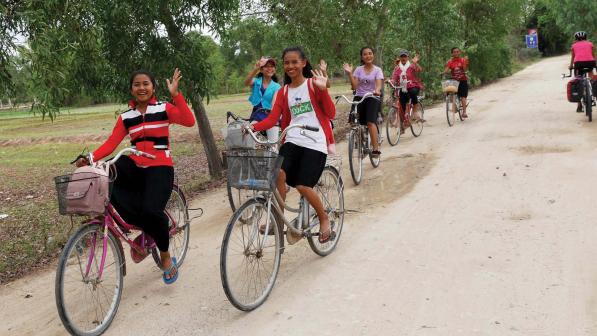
[92,94,195,167]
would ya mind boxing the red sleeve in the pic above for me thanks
[391,66,400,83]
[254,89,284,131]
[166,93,195,127]
[315,85,336,119]
[92,116,127,161]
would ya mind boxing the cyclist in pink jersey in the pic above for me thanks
[569,31,595,112]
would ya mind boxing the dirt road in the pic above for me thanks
[3,55,597,335]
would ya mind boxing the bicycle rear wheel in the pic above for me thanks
[348,128,363,185]
[308,166,344,256]
[220,198,282,311]
[386,107,401,146]
[227,181,256,212]
[151,185,190,268]
[55,223,124,336]
[410,103,424,137]
[446,95,455,127]
[585,80,592,122]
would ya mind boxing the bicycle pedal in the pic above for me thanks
[286,228,302,245]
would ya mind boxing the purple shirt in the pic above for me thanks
[353,65,384,96]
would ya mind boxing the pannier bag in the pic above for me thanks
[567,78,583,103]
[54,166,110,215]
[225,120,256,150]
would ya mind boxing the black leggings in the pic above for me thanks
[111,156,174,252]
[399,88,420,112]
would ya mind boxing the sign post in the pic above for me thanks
[526,29,538,49]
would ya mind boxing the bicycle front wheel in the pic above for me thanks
[308,166,345,256]
[446,95,455,127]
[348,128,363,185]
[55,223,124,336]
[220,198,282,311]
[152,184,190,268]
[386,107,401,146]
[410,103,424,137]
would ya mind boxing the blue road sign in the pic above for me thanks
[526,34,538,49]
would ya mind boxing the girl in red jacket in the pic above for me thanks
[77,68,195,284]
[250,47,336,243]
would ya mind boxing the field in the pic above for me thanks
[0,84,353,283]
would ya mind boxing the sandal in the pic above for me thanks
[162,257,178,285]
[318,227,336,244]
[462,113,469,118]
[371,150,381,157]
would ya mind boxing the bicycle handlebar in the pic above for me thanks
[244,124,319,146]
[334,92,379,105]
[562,69,573,79]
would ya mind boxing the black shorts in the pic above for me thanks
[574,61,596,76]
[279,142,327,188]
[399,88,420,111]
[355,96,380,125]
[457,80,469,98]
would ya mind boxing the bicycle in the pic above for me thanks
[441,76,468,127]
[335,92,383,185]
[563,68,595,122]
[224,111,276,211]
[54,147,196,336]
[220,125,344,311]
[384,80,425,143]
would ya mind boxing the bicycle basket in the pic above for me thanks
[441,79,459,93]
[226,149,283,191]
[54,166,111,216]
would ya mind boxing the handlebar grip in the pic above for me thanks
[304,125,320,132]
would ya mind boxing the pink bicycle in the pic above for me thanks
[53,147,195,336]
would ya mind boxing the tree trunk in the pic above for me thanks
[189,92,223,178]
[159,0,223,179]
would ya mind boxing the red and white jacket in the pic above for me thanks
[92,94,195,167]
[253,79,336,146]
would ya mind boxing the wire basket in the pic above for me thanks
[226,149,283,191]
[441,79,459,93]
[54,171,111,216]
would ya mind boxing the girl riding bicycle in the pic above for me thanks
[343,47,384,157]
[249,46,336,243]
[76,68,195,284]
[445,47,469,118]
[390,49,424,132]
[569,31,596,113]
[245,57,282,142]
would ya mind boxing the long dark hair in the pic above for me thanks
[282,46,313,85]
[360,46,375,65]
[129,70,157,91]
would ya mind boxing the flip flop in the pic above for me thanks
[318,226,336,244]
[162,257,178,285]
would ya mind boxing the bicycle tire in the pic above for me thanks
[386,107,401,146]
[457,98,464,121]
[410,103,424,137]
[151,184,190,268]
[220,198,282,311]
[55,223,124,336]
[226,180,256,212]
[308,166,345,256]
[586,80,592,122]
[348,128,363,185]
[446,95,455,127]
[369,123,381,168]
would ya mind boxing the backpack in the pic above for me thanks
[62,166,110,215]
[567,78,583,103]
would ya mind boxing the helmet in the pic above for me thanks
[574,31,587,41]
